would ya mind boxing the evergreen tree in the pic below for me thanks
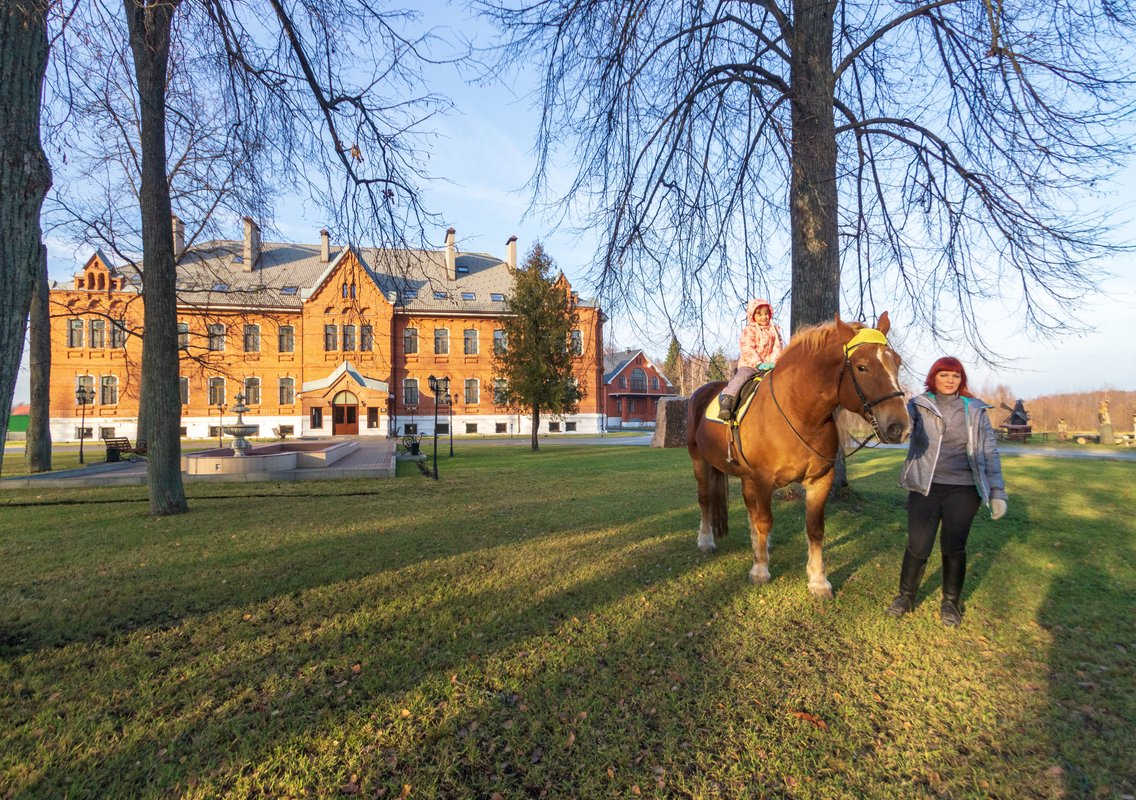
[662,335,681,388]
[707,349,729,382]
[493,243,580,451]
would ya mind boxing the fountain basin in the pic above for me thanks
[181,441,358,475]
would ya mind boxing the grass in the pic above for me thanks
[1,446,1133,798]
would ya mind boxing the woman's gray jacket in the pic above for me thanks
[898,393,1008,506]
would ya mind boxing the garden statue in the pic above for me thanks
[1057,418,1068,441]
[1098,400,1111,426]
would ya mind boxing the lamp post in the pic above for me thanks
[75,385,92,464]
[448,390,455,457]
[427,374,450,479]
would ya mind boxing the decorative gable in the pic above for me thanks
[74,252,125,292]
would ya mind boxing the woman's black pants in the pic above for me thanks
[906,483,981,560]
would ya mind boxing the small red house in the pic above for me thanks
[603,349,677,428]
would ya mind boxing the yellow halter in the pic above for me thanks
[843,327,889,356]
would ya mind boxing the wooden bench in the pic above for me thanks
[102,436,146,463]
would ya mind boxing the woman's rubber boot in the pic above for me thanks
[886,550,927,617]
[940,551,967,627]
[717,394,736,421]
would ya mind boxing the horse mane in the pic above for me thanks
[779,318,865,363]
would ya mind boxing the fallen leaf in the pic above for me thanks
[792,711,829,731]
[352,663,362,674]
[631,786,641,796]
[566,732,576,747]
[399,785,412,799]
[339,781,359,795]
[607,767,615,779]
[400,709,411,718]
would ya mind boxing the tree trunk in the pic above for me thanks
[124,0,187,515]
[25,242,51,472]
[0,0,52,477]
[530,403,540,451]
[789,0,840,333]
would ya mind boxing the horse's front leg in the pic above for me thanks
[741,477,774,584]
[803,473,836,598]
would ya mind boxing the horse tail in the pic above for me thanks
[708,463,729,541]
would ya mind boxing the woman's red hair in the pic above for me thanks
[924,356,974,397]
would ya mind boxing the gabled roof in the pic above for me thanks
[603,349,675,387]
[300,361,388,394]
[78,234,600,315]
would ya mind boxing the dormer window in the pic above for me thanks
[462,292,475,301]
[490,293,505,302]
[456,265,469,274]
[212,283,229,292]
[434,290,447,300]
[402,289,418,300]
[281,286,298,295]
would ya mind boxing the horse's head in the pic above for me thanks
[835,312,911,444]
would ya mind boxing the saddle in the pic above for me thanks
[704,367,772,427]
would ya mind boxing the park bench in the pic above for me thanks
[102,436,147,463]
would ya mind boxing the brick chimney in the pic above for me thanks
[445,227,456,278]
[320,229,330,263]
[506,235,517,271]
[242,217,260,271]
[171,215,185,258]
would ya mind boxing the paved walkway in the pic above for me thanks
[1,438,397,489]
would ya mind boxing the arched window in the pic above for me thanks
[332,390,358,405]
[279,377,295,404]
[99,375,118,405]
[631,368,647,391]
[244,377,261,404]
[208,377,226,406]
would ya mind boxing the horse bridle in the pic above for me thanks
[766,329,904,462]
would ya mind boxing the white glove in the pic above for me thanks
[990,498,1007,520]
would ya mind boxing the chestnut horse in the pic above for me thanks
[687,313,911,597]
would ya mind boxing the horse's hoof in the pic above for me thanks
[749,566,771,584]
[808,581,834,599]
[697,532,717,553]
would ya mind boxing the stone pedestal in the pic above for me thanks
[1100,423,1114,445]
[651,396,689,448]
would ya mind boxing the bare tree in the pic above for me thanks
[0,0,52,476]
[25,243,51,472]
[480,0,1135,356]
[46,0,453,513]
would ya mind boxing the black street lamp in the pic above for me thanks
[75,385,93,464]
[427,374,450,480]
[448,390,456,457]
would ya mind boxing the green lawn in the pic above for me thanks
[1,447,1133,798]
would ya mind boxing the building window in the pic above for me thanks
[208,324,225,351]
[404,378,419,406]
[403,422,418,435]
[571,329,582,355]
[208,377,225,406]
[350,283,356,299]
[651,376,660,390]
[324,324,337,351]
[278,325,295,353]
[111,319,128,348]
[342,324,356,351]
[367,407,379,428]
[615,398,622,412]
[628,398,637,413]
[404,327,418,355]
[360,325,373,352]
[342,282,349,299]
[244,377,261,405]
[490,293,505,302]
[464,328,479,355]
[465,423,478,434]
[549,421,560,432]
[279,377,295,404]
[464,378,479,405]
[493,329,506,354]
[177,322,189,349]
[278,425,294,436]
[461,291,475,300]
[75,426,92,441]
[434,290,447,300]
[179,376,189,405]
[310,407,323,428]
[566,421,577,432]
[68,319,84,348]
[631,368,647,392]
[618,376,626,388]
[76,374,94,402]
[437,422,450,434]
[243,324,260,352]
[434,328,449,354]
[494,378,507,404]
[97,426,115,440]
[89,319,106,349]
[99,375,118,405]
[495,422,507,433]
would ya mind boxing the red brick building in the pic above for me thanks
[48,221,605,441]
[603,349,677,428]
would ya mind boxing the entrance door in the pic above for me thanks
[331,390,359,435]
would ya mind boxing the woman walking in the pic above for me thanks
[888,357,1008,626]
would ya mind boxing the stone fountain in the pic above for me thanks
[222,393,259,456]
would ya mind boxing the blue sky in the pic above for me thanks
[15,1,1135,404]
